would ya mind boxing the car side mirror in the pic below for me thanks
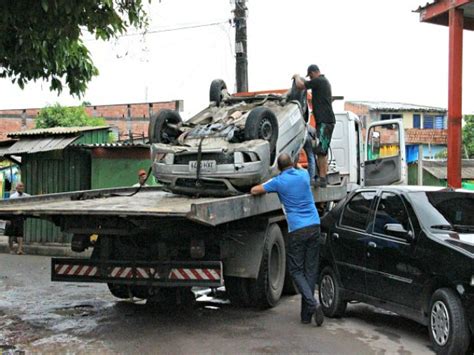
[384,223,414,241]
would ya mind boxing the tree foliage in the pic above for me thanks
[35,103,106,128]
[0,0,150,97]
[463,115,474,158]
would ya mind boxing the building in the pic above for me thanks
[345,101,448,162]
[0,100,183,141]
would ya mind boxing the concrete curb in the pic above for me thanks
[0,235,91,258]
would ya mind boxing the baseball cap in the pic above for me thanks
[306,64,320,76]
[138,169,147,176]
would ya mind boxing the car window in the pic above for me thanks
[340,191,376,231]
[372,192,411,235]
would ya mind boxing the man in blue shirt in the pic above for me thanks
[251,153,324,326]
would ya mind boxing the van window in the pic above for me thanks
[340,191,376,231]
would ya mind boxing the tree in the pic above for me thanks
[35,103,106,128]
[463,115,474,158]
[0,0,150,97]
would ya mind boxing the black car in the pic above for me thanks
[319,186,474,354]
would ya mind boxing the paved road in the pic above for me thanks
[0,254,434,354]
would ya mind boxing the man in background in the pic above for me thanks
[133,169,149,187]
[6,182,30,255]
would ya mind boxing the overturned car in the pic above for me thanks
[149,79,308,196]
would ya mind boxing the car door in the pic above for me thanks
[363,119,407,186]
[365,191,423,307]
[330,190,376,293]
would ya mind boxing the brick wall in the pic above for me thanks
[0,101,180,141]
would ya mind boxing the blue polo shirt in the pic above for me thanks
[263,168,320,232]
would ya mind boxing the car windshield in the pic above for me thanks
[409,191,474,233]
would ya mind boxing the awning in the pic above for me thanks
[2,136,79,155]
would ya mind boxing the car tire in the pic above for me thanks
[318,266,347,317]
[107,283,130,299]
[148,109,182,144]
[225,276,251,307]
[288,80,309,122]
[244,107,279,162]
[209,79,227,106]
[428,288,470,355]
[248,223,286,308]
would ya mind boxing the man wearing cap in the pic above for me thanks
[133,169,149,187]
[293,65,336,188]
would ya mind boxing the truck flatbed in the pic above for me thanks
[0,184,347,226]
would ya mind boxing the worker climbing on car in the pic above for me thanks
[293,64,336,188]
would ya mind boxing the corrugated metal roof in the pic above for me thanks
[2,136,79,155]
[79,142,149,148]
[347,101,446,112]
[7,126,110,138]
[423,159,474,179]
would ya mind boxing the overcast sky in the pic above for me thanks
[1,0,473,117]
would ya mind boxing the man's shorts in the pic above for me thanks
[315,122,335,156]
[5,218,24,237]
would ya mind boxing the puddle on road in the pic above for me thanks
[52,304,97,318]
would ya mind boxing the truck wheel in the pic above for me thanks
[244,107,279,162]
[225,276,251,307]
[148,109,182,144]
[248,223,286,308]
[288,80,308,122]
[429,288,470,355]
[209,79,227,106]
[107,283,130,299]
[318,266,347,317]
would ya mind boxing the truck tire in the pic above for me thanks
[244,107,279,162]
[225,276,251,307]
[318,266,347,317]
[248,223,286,308]
[148,109,182,144]
[107,283,130,299]
[288,80,308,122]
[209,79,227,106]
[428,288,470,355]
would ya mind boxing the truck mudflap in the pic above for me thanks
[51,258,224,288]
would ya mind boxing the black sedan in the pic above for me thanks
[319,185,474,354]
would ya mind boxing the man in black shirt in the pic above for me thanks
[293,64,336,188]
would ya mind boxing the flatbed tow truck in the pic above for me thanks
[0,183,346,308]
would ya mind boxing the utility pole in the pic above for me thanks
[234,0,248,92]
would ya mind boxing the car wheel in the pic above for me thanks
[429,288,470,355]
[209,79,227,106]
[148,109,182,144]
[318,266,347,317]
[288,80,308,122]
[107,283,130,299]
[244,107,279,162]
[248,223,286,308]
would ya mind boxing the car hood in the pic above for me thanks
[430,231,474,256]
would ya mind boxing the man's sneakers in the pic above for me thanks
[314,305,324,326]
[301,305,324,326]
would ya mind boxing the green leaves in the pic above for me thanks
[0,0,151,97]
[463,115,474,158]
[35,103,107,129]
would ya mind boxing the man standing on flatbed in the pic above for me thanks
[293,64,336,188]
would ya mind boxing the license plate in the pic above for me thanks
[189,160,217,172]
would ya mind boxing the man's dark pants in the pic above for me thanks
[287,224,321,322]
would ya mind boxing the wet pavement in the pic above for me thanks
[0,254,434,354]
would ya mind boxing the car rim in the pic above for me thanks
[259,119,273,141]
[431,300,450,346]
[320,274,335,308]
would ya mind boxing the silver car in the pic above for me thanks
[149,79,308,196]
